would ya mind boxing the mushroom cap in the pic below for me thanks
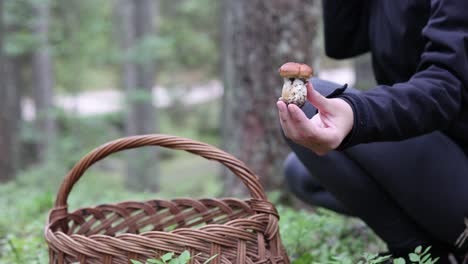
[278,62,313,79]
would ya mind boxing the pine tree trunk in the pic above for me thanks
[116,0,159,191]
[31,0,56,161]
[222,0,321,195]
[0,0,20,182]
[132,0,157,139]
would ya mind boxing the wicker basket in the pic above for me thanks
[45,134,290,264]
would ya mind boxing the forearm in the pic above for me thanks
[336,0,468,149]
[338,66,463,148]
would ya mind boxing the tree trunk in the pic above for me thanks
[31,0,56,161]
[222,0,321,195]
[0,0,20,182]
[132,0,157,139]
[116,0,159,191]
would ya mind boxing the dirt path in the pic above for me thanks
[22,80,223,121]
[22,67,355,121]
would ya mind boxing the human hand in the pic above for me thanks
[277,82,354,155]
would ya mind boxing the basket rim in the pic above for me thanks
[52,134,269,211]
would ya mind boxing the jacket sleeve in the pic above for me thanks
[322,0,371,59]
[337,0,468,148]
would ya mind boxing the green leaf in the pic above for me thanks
[168,258,179,264]
[130,260,144,264]
[178,250,191,264]
[422,246,432,256]
[421,254,431,263]
[393,257,406,264]
[147,259,164,264]
[161,252,175,262]
[409,253,420,262]
[415,246,422,254]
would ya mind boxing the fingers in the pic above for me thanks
[306,82,330,112]
[277,101,294,138]
[287,104,315,138]
[288,103,326,142]
[277,100,336,155]
[277,100,318,142]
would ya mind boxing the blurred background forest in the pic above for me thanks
[0,0,381,263]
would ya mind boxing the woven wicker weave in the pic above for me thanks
[45,134,290,264]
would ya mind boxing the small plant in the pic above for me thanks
[348,246,438,264]
[404,245,439,264]
[130,250,217,264]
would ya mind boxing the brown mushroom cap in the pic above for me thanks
[278,62,313,79]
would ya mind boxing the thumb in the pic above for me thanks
[307,82,330,112]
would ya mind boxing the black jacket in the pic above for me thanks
[325,0,468,154]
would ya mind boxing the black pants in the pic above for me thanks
[283,78,468,260]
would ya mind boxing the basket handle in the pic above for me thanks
[54,134,268,209]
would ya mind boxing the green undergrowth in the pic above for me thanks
[0,161,388,264]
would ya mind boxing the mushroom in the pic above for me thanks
[278,62,313,108]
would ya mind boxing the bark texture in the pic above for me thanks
[31,0,56,161]
[222,0,321,195]
[0,0,20,182]
[116,0,159,191]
